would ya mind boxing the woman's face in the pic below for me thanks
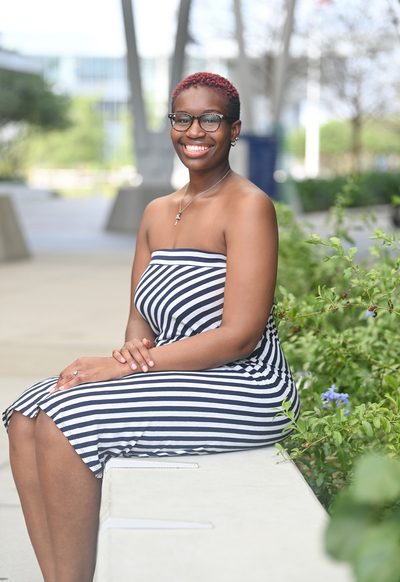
[170,86,241,172]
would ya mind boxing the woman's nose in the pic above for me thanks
[186,117,206,138]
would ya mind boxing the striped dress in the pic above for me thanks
[3,249,300,478]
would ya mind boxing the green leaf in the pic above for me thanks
[348,247,358,259]
[325,494,374,561]
[330,236,341,246]
[353,521,400,582]
[372,417,381,429]
[323,256,331,262]
[384,374,399,390]
[316,474,325,487]
[352,456,400,504]
[358,404,366,418]
[343,267,353,281]
[296,418,306,433]
[362,421,373,437]
[313,392,323,410]
[333,431,343,445]
[381,417,391,434]
[337,446,349,469]
[297,456,312,469]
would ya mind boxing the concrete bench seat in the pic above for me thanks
[94,446,353,582]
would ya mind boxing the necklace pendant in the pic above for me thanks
[174,212,182,226]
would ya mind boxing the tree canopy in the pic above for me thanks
[0,68,70,131]
[27,97,104,168]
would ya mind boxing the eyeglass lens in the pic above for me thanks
[171,113,222,132]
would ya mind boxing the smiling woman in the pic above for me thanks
[3,72,300,582]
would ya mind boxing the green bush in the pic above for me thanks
[274,186,400,510]
[325,455,400,582]
[295,172,400,212]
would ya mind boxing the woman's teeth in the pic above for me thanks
[184,144,210,152]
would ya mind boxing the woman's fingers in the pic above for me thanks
[49,357,121,393]
[51,374,80,393]
[120,339,154,373]
[112,349,126,363]
[50,365,82,393]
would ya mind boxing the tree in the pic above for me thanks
[0,68,70,131]
[288,119,400,158]
[27,97,104,168]
[318,0,399,171]
[0,64,70,179]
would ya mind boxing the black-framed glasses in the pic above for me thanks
[168,112,235,132]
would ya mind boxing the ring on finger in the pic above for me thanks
[73,370,78,377]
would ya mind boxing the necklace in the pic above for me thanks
[174,169,231,226]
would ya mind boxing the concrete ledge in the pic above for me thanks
[94,447,353,582]
[106,185,172,234]
[0,195,30,261]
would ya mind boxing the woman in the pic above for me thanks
[3,72,299,582]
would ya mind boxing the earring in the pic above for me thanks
[231,137,239,147]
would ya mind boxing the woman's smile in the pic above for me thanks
[182,143,213,157]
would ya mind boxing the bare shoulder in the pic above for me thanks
[140,189,181,223]
[143,191,175,214]
[224,173,276,224]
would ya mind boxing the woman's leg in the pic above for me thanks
[9,410,102,582]
[8,411,56,582]
[35,409,102,582]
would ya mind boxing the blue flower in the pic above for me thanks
[321,384,350,415]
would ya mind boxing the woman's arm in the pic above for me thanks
[120,188,278,373]
[53,188,278,392]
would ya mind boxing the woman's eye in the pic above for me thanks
[203,115,218,124]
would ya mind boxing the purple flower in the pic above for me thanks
[321,384,350,415]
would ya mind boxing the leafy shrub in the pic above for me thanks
[274,187,400,510]
[295,172,400,212]
[325,455,400,582]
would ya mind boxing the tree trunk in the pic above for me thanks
[351,115,362,173]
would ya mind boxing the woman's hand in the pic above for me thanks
[112,338,154,373]
[50,356,125,393]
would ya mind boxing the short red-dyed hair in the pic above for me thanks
[171,72,240,121]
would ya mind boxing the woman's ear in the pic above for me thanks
[230,120,241,143]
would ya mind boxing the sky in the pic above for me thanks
[0,0,180,57]
[1,0,398,59]
[0,0,289,60]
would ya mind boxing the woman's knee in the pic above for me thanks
[35,409,64,449]
[8,411,36,453]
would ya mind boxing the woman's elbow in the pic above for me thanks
[229,333,261,360]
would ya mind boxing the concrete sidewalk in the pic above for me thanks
[1,195,394,581]
[0,197,136,582]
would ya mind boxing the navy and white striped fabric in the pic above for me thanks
[3,249,300,478]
